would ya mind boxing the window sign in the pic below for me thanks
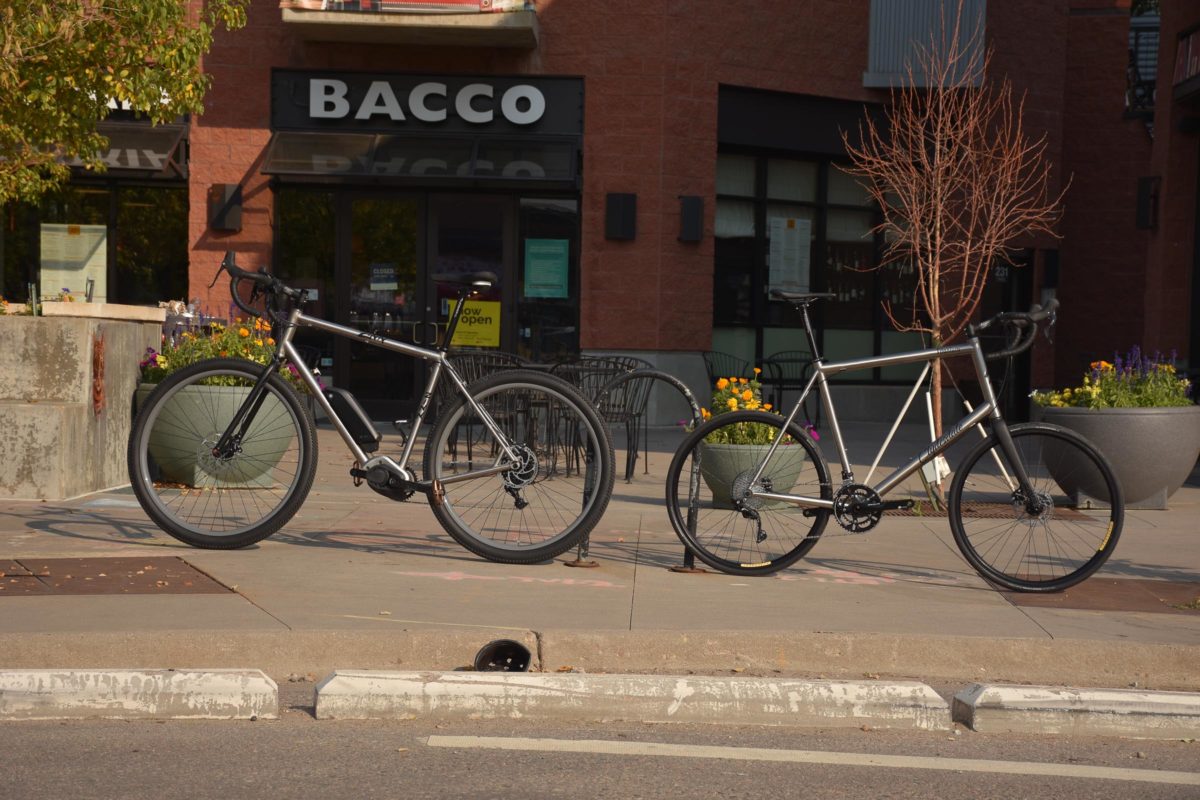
[767,217,811,293]
[369,262,398,290]
[40,224,107,302]
[523,238,569,299]
[449,299,501,347]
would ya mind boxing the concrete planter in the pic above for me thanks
[135,383,290,488]
[0,306,164,500]
[1037,405,1200,510]
[697,441,806,509]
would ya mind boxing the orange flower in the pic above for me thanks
[739,377,748,384]
[716,378,729,390]
[742,389,753,401]
[266,337,275,346]
[753,367,761,375]
[238,327,250,338]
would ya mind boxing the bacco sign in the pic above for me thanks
[271,70,583,136]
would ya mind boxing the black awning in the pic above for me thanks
[261,130,578,187]
[67,121,188,180]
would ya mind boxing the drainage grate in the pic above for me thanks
[0,557,232,596]
[1002,578,1200,614]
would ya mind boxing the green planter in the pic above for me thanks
[136,383,291,488]
[1038,405,1200,510]
[697,441,807,510]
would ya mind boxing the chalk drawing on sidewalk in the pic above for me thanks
[391,570,626,589]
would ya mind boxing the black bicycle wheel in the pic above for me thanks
[948,422,1123,592]
[128,358,317,549]
[665,410,831,576]
[424,370,615,564]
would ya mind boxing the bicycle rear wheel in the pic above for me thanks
[424,370,615,564]
[948,422,1123,592]
[665,411,831,576]
[128,358,317,549]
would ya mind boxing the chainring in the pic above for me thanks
[833,483,883,532]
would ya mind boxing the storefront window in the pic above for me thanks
[1,184,186,306]
[712,152,901,380]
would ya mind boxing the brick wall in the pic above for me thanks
[1056,0,1155,381]
[187,0,1147,366]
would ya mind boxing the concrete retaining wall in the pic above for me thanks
[0,304,164,500]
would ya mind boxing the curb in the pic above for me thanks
[0,669,277,720]
[313,671,951,730]
[953,683,1200,739]
[5,630,1199,692]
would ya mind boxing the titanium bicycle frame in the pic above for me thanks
[215,290,522,495]
[744,303,1035,511]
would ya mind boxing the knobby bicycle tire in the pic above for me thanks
[948,422,1123,592]
[423,370,615,564]
[665,410,831,576]
[128,357,317,549]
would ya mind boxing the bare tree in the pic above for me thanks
[842,6,1066,440]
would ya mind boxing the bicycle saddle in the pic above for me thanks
[434,271,498,290]
[769,289,836,305]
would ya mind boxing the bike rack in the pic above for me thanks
[563,368,706,573]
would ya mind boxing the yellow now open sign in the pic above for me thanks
[449,299,501,347]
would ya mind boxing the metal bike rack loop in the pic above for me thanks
[563,368,706,572]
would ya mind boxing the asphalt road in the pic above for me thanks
[1,686,1196,800]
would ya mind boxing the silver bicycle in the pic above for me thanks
[666,292,1123,592]
[129,252,615,563]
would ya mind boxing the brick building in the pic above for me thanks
[3,0,1195,421]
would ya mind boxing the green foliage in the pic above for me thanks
[0,0,248,204]
[1032,347,1193,409]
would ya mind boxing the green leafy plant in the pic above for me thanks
[1032,347,1193,409]
[0,1,248,204]
[139,319,307,391]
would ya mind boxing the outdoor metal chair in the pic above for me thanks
[762,349,820,427]
[701,350,752,386]
[552,356,655,481]
[437,350,530,465]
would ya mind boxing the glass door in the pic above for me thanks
[339,194,423,419]
[429,194,511,352]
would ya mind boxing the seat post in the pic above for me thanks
[800,303,823,362]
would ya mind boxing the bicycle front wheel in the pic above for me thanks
[665,411,831,576]
[424,370,615,564]
[948,422,1123,592]
[128,358,317,549]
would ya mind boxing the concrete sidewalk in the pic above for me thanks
[2,422,1199,728]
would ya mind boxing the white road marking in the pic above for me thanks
[425,736,1200,786]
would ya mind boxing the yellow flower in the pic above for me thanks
[716,378,729,390]
[727,398,738,410]
[239,327,250,338]
[254,339,263,347]
[742,389,753,401]
[701,407,711,419]
[739,377,748,384]
[155,355,168,367]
